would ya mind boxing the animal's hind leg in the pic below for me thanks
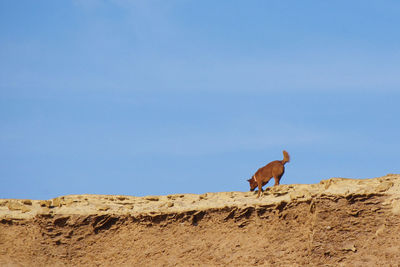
[273,174,283,186]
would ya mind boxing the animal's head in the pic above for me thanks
[247,177,257,191]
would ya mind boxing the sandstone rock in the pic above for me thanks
[7,201,30,213]
[39,200,51,208]
[391,199,400,214]
[52,197,62,207]
[342,243,357,252]
[64,198,75,206]
[376,181,394,192]
[375,224,386,236]
[145,196,159,201]
[97,205,110,211]
[22,200,32,205]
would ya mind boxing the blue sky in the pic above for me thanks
[1,0,399,199]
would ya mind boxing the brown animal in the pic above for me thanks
[247,150,290,197]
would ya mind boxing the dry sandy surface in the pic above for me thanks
[1,174,400,266]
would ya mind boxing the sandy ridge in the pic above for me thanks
[1,174,399,221]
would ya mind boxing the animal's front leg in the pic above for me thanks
[257,183,263,198]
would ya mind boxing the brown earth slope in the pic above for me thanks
[1,174,400,266]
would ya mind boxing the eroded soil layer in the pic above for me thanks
[1,175,400,266]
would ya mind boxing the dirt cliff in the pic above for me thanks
[1,174,400,266]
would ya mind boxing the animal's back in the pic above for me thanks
[256,160,282,178]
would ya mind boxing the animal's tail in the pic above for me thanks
[282,150,290,165]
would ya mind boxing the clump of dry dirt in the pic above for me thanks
[1,174,400,266]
